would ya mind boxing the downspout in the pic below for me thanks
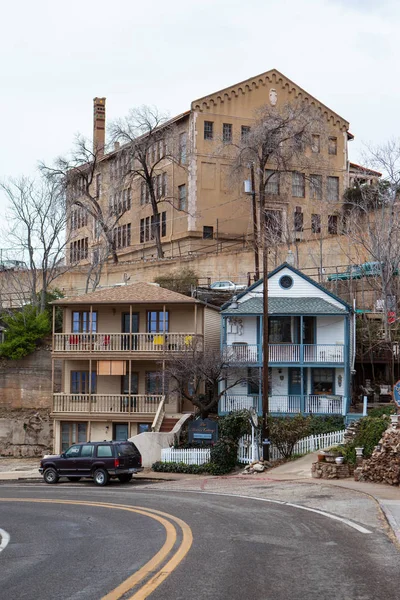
[351,299,356,372]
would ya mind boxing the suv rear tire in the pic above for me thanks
[117,474,133,483]
[93,468,109,486]
[44,468,59,484]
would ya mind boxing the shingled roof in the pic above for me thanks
[52,283,198,305]
[222,297,348,315]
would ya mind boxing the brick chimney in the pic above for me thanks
[93,97,106,156]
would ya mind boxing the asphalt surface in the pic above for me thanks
[1,481,399,600]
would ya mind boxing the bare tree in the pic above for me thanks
[40,135,129,265]
[0,176,70,312]
[164,343,255,418]
[109,106,184,259]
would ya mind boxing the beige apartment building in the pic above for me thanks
[50,283,219,453]
[67,69,354,266]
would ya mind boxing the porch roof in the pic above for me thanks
[222,297,348,315]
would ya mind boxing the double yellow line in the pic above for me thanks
[0,498,193,599]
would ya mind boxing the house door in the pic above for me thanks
[113,423,129,441]
[122,313,139,349]
[288,368,306,412]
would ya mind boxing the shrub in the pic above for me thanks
[267,414,311,459]
[368,406,396,418]
[0,306,51,359]
[343,415,389,464]
[306,415,345,435]
[152,461,209,474]
[154,268,198,296]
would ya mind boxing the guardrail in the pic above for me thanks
[53,394,163,413]
[53,333,203,352]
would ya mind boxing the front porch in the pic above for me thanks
[219,394,349,416]
[223,343,345,365]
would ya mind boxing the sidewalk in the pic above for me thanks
[266,451,400,544]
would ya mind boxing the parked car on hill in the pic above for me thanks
[209,280,247,292]
[39,440,143,486]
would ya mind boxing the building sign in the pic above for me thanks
[188,419,218,445]
[393,381,400,407]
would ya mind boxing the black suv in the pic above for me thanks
[39,441,143,486]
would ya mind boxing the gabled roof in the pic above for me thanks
[52,282,200,306]
[221,263,352,312]
[222,297,347,315]
[191,68,349,129]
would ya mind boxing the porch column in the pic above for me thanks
[300,367,305,414]
[89,358,92,414]
[52,305,56,350]
[259,366,262,415]
[163,304,166,351]
[300,315,304,364]
[194,302,198,337]
[89,305,93,353]
[344,315,350,415]
[162,359,166,396]
[51,358,54,412]
[129,304,132,352]
[128,359,131,413]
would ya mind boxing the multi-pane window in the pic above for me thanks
[145,372,163,394]
[113,223,131,249]
[241,125,250,142]
[203,226,214,239]
[110,153,129,179]
[312,368,334,394]
[157,174,162,199]
[222,123,232,143]
[328,137,338,155]
[265,210,282,241]
[140,182,147,205]
[265,170,280,195]
[328,215,338,235]
[147,310,169,333]
[162,172,167,197]
[312,134,320,153]
[96,173,101,197]
[71,371,97,394]
[311,214,321,234]
[179,132,187,164]
[292,172,305,197]
[310,174,322,200]
[140,212,167,242]
[70,238,88,262]
[327,176,339,201]
[61,423,87,452]
[204,121,214,140]
[72,311,97,333]
[178,184,186,210]
[69,176,86,199]
[294,208,303,233]
[70,207,88,231]
[109,189,131,215]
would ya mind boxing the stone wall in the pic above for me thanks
[312,461,355,479]
[0,409,53,457]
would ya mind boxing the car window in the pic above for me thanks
[65,445,81,458]
[81,445,94,457]
[97,445,113,458]
[117,443,138,457]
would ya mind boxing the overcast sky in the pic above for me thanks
[1,0,399,214]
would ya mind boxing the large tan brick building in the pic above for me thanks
[67,69,353,267]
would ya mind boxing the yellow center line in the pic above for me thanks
[0,499,192,600]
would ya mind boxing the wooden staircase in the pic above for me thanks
[159,417,179,433]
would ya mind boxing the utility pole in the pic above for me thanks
[250,164,260,280]
[260,195,270,461]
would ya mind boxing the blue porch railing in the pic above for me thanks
[219,394,347,416]
[223,343,344,364]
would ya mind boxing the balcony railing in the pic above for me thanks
[219,394,261,414]
[53,333,203,353]
[223,343,344,364]
[53,393,164,414]
[219,394,346,415]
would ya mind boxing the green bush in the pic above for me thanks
[0,306,51,359]
[368,406,396,418]
[152,461,209,474]
[219,410,251,440]
[306,415,345,435]
[343,415,389,464]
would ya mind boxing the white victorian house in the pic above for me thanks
[220,263,354,418]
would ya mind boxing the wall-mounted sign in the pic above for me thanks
[188,419,218,445]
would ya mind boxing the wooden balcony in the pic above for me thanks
[223,343,344,364]
[53,333,203,356]
[52,393,164,415]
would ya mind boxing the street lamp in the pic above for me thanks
[244,171,270,461]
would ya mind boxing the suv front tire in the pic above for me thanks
[44,468,59,484]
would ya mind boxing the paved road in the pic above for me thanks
[0,482,399,600]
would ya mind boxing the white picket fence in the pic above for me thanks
[238,430,346,464]
[161,447,211,465]
[161,430,345,467]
